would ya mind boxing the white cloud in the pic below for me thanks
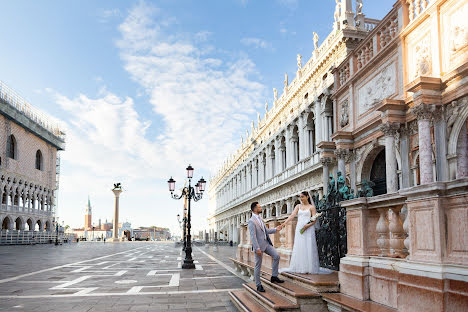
[240,37,272,50]
[98,8,122,23]
[55,1,267,233]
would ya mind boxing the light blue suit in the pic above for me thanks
[248,214,280,287]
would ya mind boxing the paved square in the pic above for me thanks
[0,242,245,311]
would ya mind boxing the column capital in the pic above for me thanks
[432,105,445,122]
[334,148,349,160]
[379,122,400,137]
[321,157,333,166]
[399,125,411,137]
[410,104,434,121]
[345,150,356,163]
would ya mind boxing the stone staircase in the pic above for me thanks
[229,258,397,312]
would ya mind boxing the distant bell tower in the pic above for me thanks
[84,196,92,229]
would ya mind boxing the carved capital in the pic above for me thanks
[410,103,434,121]
[379,122,400,137]
[345,150,356,163]
[321,157,332,166]
[432,105,445,122]
[334,148,349,160]
[399,126,411,137]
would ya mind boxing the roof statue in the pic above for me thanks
[313,32,319,50]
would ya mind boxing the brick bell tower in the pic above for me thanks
[84,196,92,230]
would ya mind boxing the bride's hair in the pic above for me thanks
[301,191,312,204]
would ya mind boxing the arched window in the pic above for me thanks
[35,150,43,170]
[7,135,17,159]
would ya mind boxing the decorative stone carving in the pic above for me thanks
[297,54,302,70]
[446,99,467,137]
[414,36,432,78]
[335,148,348,160]
[273,88,278,102]
[265,101,269,114]
[379,122,400,137]
[449,5,468,55]
[313,32,319,50]
[356,0,363,15]
[411,103,434,120]
[284,72,288,88]
[340,99,349,127]
[376,208,390,257]
[358,63,396,115]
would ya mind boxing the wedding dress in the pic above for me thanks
[280,207,331,274]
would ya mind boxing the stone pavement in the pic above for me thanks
[0,242,246,312]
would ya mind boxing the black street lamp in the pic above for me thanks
[92,226,95,241]
[168,165,206,269]
[55,221,59,246]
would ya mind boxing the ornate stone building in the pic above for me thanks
[223,1,468,311]
[0,81,65,238]
[207,1,380,261]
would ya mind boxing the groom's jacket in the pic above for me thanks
[248,215,277,252]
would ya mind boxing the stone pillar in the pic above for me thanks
[260,154,266,184]
[346,151,357,192]
[285,125,292,168]
[412,104,434,184]
[457,122,468,178]
[275,137,281,174]
[253,159,258,187]
[335,148,348,176]
[433,106,449,181]
[112,187,123,242]
[321,157,332,194]
[298,113,305,160]
[380,122,400,193]
[315,100,322,143]
[399,126,412,188]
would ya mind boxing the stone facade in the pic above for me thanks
[213,0,468,311]
[0,81,65,234]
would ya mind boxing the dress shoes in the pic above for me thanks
[256,285,265,292]
[271,276,285,283]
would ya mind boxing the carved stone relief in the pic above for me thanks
[340,99,349,127]
[414,36,432,79]
[358,62,396,115]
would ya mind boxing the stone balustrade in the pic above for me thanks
[407,0,433,23]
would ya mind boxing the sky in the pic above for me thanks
[0,0,395,236]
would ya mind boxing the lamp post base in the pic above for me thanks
[182,260,195,269]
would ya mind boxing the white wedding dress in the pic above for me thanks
[280,207,331,274]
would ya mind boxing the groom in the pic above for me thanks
[248,202,284,292]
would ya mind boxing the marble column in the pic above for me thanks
[286,198,293,214]
[321,157,332,194]
[314,100,322,143]
[112,187,123,242]
[433,106,449,181]
[285,125,292,168]
[298,113,305,160]
[380,122,400,193]
[411,104,434,184]
[346,151,357,192]
[266,144,272,179]
[335,148,348,176]
[457,122,468,178]
[399,126,411,188]
[275,137,281,174]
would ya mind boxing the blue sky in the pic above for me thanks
[0,0,395,235]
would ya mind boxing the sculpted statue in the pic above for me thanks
[297,54,302,70]
[313,32,319,50]
[284,72,288,87]
[273,88,278,102]
[358,179,375,198]
[328,173,336,196]
[265,100,268,113]
[334,0,341,23]
[257,112,261,125]
[356,0,363,15]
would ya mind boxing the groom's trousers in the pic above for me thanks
[254,245,280,287]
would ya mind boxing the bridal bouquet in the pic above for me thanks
[299,212,323,234]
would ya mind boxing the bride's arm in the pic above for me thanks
[282,205,299,226]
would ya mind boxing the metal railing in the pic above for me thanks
[0,230,73,245]
[0,80,65,139]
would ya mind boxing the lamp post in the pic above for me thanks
[168,165,206,269]
[92,226,95,241]
[55,220,59,246]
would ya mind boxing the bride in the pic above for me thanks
[279,191,330,274]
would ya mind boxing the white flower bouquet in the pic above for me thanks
[299,212,323,234]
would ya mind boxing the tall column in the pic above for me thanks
[298,113,306,160]
[399,127,411,188]
[380,122,400,193]
[412,104,434,184]
[247,164,252,191]
[112,187,123,242]
[346,151,357,192]
[314,100,322,143]
[285,125,292,168]
[265,145,272,179]
[433,106,449,181]
[335,148,348,176]
[275,137,281,175]
[457,122,468,178]
[321,157,332,194]
[253,158,258,187]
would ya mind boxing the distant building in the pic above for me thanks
[133,227,170,241]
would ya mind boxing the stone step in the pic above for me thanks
[229,290,270,312]
[321,293,397,312]
[280,271,339,293]
[243,283,300,312]
[260,275,321,304]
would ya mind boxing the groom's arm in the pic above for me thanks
[248,220,260,251]
[266,227,277,235]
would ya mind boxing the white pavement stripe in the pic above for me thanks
[146,270,157,276]
[195,264,203,271]
[0,288,243,298]
[180,275,237,280]
[168,273,180,287]
[194,246,248,282]
[0,246,146,284]
[126,286,143,294]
